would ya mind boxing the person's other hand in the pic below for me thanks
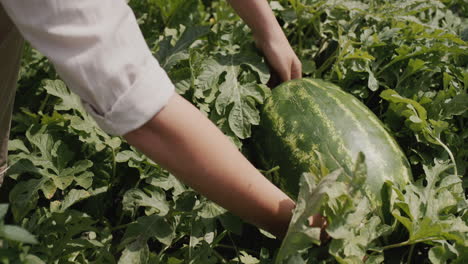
[253,31,302,86]
[308,214,330,244]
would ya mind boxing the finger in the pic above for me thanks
[272,58,291,82]
[308,214,325,227]
[320,218,330,243]
[278,66,291,82]
[309,214,330,244]
[291,58,302,80]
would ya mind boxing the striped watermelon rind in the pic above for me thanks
[253,78,412,198]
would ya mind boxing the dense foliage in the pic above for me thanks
[1,0,466,263]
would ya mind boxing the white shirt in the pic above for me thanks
[1,0,175,135]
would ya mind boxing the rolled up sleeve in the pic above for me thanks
[0,0,175,135]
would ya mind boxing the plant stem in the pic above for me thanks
[381,240,410,250]
[316,48,339,77]
[260,166,280,175]
[112,148,117,179]
[407,244,415,264]
[213,250,228,263]
[39,94,50,113]
[228,232,242,263]
[111,223,130,231]
[382,236,442,250]
[434,136,458,176]
[376,48,437,77]
[188,213,195,260]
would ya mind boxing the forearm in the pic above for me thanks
[228,0,285,41]
[124,94,295,238]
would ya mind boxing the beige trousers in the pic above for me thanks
[0,4,24,186]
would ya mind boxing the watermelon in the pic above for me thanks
[252,78,412,197]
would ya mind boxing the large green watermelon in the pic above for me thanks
[252,78,412,197]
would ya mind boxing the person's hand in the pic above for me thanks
[253,31,302,86]
[226,0,301,85]
[308,213,330,244]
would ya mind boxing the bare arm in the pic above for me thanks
[124,94,295,238]
[124,1,325,239]
[2,0,325,240]
[228,0,302,82]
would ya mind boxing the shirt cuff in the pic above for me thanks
[83,59,175,136]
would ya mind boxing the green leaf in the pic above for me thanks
[9,127,95,208]
[219,212,243,236]
[118,238,149,264]
[198,201,226,219]
[55,160,93,190]
[428,241,457,264]
[0,225,38,244]
[152,0,202,27]
[157,26,210,70]
[215,68,265,139]
[237,52,270,84]
[22,255,47,264]
[381,89,428,121]
[283,254,307,264]
[147,174,186,197]
[195,57,225,94]
[238,251,260,264]
[59,189,92,212]
[5,158,40,180]
[167,257,184,264]
[123,187,170,217]
[365,255,384,264]
[276,170,341,263]
[121,215,175,247]
[42,80,85,115]
[8,139,30,154]
[40,180,57,199]
[258,228,276,239]
[9,178,43,221]
[0,204,7,220]
[367,68,379,91]
[228,95,260,139]
[116,150,144,163]
[399,58,427,83]
[43,79,121,151]
[390,159,466,250]
[443,93,468,116]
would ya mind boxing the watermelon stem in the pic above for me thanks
[433,136,458,176]
[406,244,415,264]
[381,236,442,251]
[260,166,280,175]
